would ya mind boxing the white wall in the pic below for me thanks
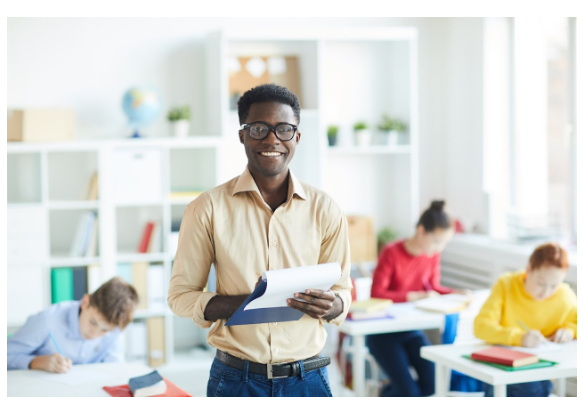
[7,17,486,231]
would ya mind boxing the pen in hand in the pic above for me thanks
[48,331,63,355]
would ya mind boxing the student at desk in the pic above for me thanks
[7,277,138,373]
[368,200,469,397]
[474,243,577,397]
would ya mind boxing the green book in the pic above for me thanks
[462,355,558,371]
[51,267,74,303]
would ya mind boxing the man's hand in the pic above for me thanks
[29,354,72,373]
[548,328,574,344]
[521,330,546,348]
[406,290,439,302]
[287,289,342,320]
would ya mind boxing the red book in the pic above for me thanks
[470,346,539,367]
[138,221,155,253]
[103,377,192,397]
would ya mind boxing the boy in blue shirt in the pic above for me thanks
[8,277,138,372]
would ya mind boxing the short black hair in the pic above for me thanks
[237,83,301,125]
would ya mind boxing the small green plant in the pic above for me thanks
[377,226,398,250]
[327,125,338,137]
[167,106,191,122]
[353,121,368,131]
[378,115,406,132]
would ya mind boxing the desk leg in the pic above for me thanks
[352,335,365,397]
[434,363,449,397]
[555,378,566,397]
[493,384,506,397]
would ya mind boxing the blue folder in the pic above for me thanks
[225,279,305,326]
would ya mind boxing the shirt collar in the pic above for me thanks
[232,166,307,201]
[66,300,84,340]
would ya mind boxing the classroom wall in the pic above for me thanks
[7,17,485,233]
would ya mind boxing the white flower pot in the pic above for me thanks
[354,129,371,147]
[172,120,190,138]
[387,130,399,145]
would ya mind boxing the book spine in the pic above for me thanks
[72,266,88,300]
[132,262,149,310]
[51,267,74,303]
[138,222,155,253]
[147,317,166,367]
[470,354,513,366]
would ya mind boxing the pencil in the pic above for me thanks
[516,320,549,344]
[422,278,432,292]
[516,319,530,332]
[48,331,63,355]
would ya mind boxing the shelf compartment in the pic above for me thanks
[7,152,42,203]
[49,209,99,259]
[116,205,164,254]
[48,151,98,201]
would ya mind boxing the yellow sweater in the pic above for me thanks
[474,271,577,346]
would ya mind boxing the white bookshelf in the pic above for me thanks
[7,137,224,365]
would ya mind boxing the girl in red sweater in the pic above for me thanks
[367,200,466,397]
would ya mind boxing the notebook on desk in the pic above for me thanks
[414,293,472,314]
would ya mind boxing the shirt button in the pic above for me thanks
[275,348,280,353]
[272,267,278,270]
[272,241,278,247]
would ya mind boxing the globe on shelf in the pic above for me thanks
[121,86,162,138]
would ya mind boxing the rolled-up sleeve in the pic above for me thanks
[167,194,217,328]
[319,208,352,326]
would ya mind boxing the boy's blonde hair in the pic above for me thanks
[529,242,569,271]
[89,277,138,329]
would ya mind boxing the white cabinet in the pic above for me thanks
[113,148,163,204]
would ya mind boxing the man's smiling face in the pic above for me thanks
[239,102,300,178]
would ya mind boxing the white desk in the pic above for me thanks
[339,302,445,397]
[7,362,153,397]
[420,341,577,397]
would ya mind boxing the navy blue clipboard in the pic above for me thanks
[225,279,305,326]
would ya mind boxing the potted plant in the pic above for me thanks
[377,115,407,145]
[377,226,397,254]
[353,121,370,146]
[167,106,191,138]
[327,125,338,146]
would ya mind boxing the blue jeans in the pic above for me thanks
[484,380,553,397]
[206,357,333,397]
[366,330,435,397]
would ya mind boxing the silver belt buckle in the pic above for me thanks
[267,362,288,379]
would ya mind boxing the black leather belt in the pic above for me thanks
[215,350,331,379]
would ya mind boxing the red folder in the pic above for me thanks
[103,377,192,397]
[470,346,539,367]
[137,221,155,253]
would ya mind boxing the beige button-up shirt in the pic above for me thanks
[168,167,352,364]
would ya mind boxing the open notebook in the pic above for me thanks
[414,293,472,314]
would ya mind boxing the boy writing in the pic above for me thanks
[8,277,138,372]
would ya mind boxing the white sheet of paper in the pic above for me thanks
[25,365,109,386]
[509,342,563,354]
[244,263,341,310]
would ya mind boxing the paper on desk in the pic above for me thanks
[509,342,563,354]
[244,263,341,310]
[25,365,109,386]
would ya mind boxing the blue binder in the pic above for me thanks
[225,279,305,326]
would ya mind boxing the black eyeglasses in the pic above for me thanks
[240,121,298,141]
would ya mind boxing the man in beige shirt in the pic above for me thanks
[168,84,352,397]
